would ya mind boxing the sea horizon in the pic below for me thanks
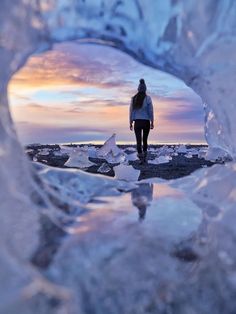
[25,140,208,146]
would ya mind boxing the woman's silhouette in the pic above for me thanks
[129,79,154,164]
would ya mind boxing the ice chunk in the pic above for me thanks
[198,147,208,159]
[97,163,111,173]
[64,147,95,169]
[114,164,140,181]
[187,148,199,155]
[150,156,172,164]
[176,145,187,154]
[185,153,193,159]
[105,151,126,164]
[87,146,98,158]
[97,134,126,164]
[158,145,174,156]
[39,165,136,204]
[97,134,122,158]
[148,147,157,152]
[53,150,68,157]
[125,147,136,152]
[125,152,138,161]
[59,145,77,155]
[37,148,50,156]
[205,147,230,161]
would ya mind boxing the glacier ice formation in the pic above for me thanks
[0,0,236,313]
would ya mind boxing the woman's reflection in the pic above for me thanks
[131,183,153,221]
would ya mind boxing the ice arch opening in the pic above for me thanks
[9,41,205,146]
[1,0,236,160]
[0,0,235,273]
[0,0,236,312]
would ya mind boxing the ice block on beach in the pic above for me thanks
[65,147,95,169]
[114,164,140,181]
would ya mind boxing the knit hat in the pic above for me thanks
[138,78,147,92]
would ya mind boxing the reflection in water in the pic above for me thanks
[131,183,153,221]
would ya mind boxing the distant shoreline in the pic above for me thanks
[26,143,208,149]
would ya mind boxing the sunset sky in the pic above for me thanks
[9,42,205,144]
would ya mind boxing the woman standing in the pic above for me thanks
[129,79,154,164]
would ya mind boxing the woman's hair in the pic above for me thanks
[132,79,147,109]
[132,92,146,109]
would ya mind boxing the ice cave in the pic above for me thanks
[0,0,236,313]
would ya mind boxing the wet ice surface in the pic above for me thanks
[2,0,236,311]
[30,163,236,314]
[33,166,202,311]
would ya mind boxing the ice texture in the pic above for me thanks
[97,134,126,164]
[97,134,121,158]
[176,145,188,154]
[97,162,111,173]
[1,0,236,313]
[64,147,95,168]
[114,164,140,181]
[39,164,135,204]
[37,148,50,156]
[150,155,172,165]
[125,152,138,161]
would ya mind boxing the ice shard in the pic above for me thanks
[114,164,140,181]
[97,134,126,164]
[150,155,172,165]
[64,147,95,169]
[97,162,111,173]
[97,134,122,158]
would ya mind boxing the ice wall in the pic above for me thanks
[2,0,236,158]
[40,0,236,158]
[0,0,236,312]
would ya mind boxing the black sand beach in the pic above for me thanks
[26,144,221,180]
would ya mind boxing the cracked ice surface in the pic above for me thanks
[39,164,136,204]
[0,0,236,312]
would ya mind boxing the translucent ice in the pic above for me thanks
[97,134,122,158]
[64,147,95,169]
[37,148,50,156]
[114,164,140,181]
[1,0,236,312]
[205,147,230,161]
[158,145,174,156]
[125,152,138,161]
[150,155,172,164]
[39,164,135,204]
[87,146,98,158]
[97,162,111,174]
[105,151,126,164]
[176,145,188,154]
[97,134,126,164]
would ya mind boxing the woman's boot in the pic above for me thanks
[137,153,144,165]
[143,151,148,164]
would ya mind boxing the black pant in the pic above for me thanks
[134,119,150,154]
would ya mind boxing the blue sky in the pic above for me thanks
[9,42,205,144]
